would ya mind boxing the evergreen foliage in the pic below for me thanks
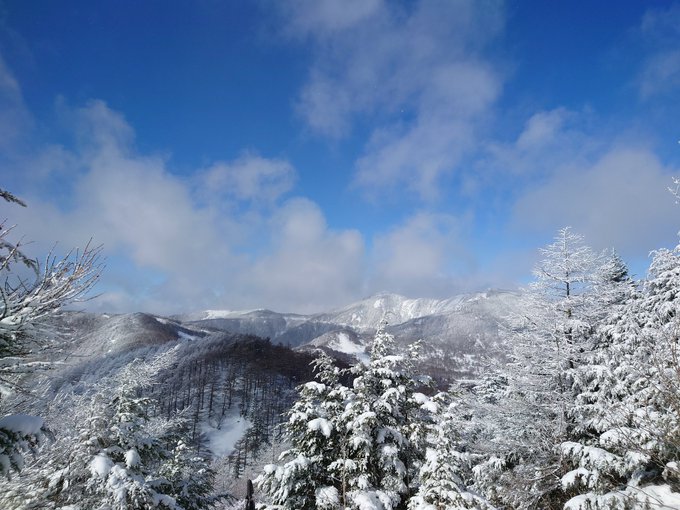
[560,243,680,508]
[258,322,484,510]
[0,349,216,510]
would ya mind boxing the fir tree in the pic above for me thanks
[258,322,489,510]
[409,392,490,510]
[258,350,349,510]
[561,243,680,508]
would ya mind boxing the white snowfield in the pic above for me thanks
[202,416,252,457]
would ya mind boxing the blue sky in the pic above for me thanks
[0,0,679,314]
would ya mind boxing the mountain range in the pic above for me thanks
[175,289,521,383]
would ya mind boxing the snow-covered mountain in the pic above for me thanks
[29,289,521,450]
[312,292,466,331]
[2,289,523,505]
[179,290,522,381]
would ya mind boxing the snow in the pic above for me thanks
[90,454,113,478]
[203,309,236,319]
[154,494,178,507]
[125,448,140,468]
[353,491,385,510]
[201,416,251,457]
[307,418,332,437]
[0,414,44,435]
[561,467,590,490]
[315,486,339,508]
[635,484,680,509]
[177,330,197,341]
[329,332,367,360]
[413,393,438,413]
[565,484,680,510]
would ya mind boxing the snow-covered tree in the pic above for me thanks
[508,228,600,500]
[258,350,350,509]
[0,187,102,479]
[561,243,680,509]
[340,321,427,509]
[259,322,488,510]
[464,228,612,508]
[0,413,49,480]
[0,348,216,509]
[409,391,491,510]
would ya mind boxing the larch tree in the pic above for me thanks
[469,227,606,509]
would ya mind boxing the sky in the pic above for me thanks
[0,0,679,314]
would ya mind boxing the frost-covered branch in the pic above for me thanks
[0,188,103,480]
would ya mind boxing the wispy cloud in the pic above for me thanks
[281,0,504,199]
[248,198,365,312]
[370,211,476,298]
[0,53,32,153]
[639,4,680,98]
[513,146,680,257]
[199,153,296,206]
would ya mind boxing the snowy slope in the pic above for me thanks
[184,290,520,352]
[311,292,466,331]
[57,311,208,358]
[298,328,370,364]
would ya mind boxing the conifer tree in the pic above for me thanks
[258,350,349,510]
[258,323,489,510]
[561,243,680,508]
[409,392,491,510]
[0,349,215,510]
[342,321,415,508]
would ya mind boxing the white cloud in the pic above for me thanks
[200,152,296,205]
[513,147,680,257]
[516,109,570,151]
[479,107,601,182]
[640,50,680,98]
[370,212,475,298]
[281,0,384,38]
[1,101,243,310]
[0,54,32,153]
[282,0,504,199]
[0,98,370,314]
[248,198,365,313]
